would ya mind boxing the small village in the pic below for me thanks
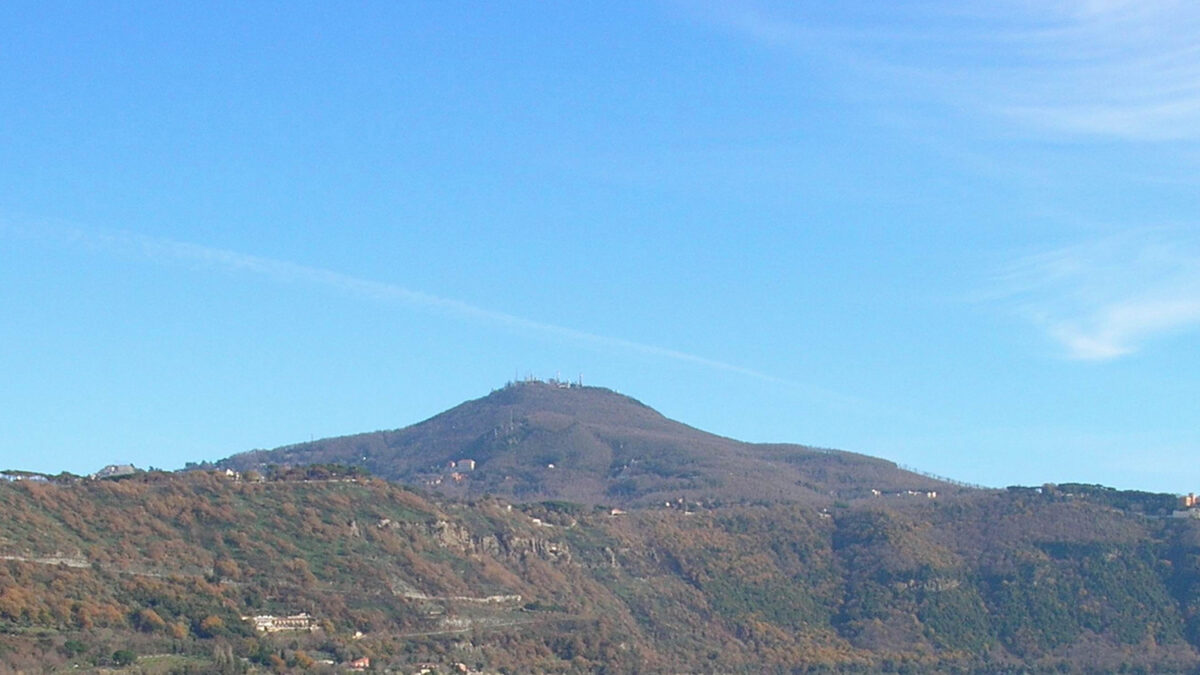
[240,612,494,673]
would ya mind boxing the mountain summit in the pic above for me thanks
[218,381,950,504]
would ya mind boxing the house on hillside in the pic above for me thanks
[348,656,370,670]
[1174,493,1200,518]
[244,612,319,632]
[90,464,137,480]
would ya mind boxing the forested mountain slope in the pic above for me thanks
[1,471,1199,673]
[216,381,950,506]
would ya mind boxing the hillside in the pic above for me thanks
[217,381,951,505]
[2,471,1200,672]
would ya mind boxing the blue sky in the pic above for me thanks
[3,1,1199,492]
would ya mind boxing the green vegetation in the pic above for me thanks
[2,471,1199,672]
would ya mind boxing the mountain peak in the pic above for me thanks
[219,383,954,505]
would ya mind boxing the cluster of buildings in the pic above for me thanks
[243,612,319,633]
[869,488,937,499]
[0,471,49,482]
[3,464,149,483]
[413,662,470,674]
[505,374,585,389]
[448,459,476,483]
[1175,493,1200,518]
[425,458,478,487]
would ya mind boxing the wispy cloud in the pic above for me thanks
[995,229,1200,359]
[686,1,1200,141]
[991,2,1200,140]
[23,223,796,386]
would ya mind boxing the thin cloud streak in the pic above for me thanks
[995,230,1200,360]
[50,225,798,387]
[689,1,1200,141]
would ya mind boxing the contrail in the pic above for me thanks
[24,223,796,386]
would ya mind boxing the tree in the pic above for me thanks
[198,614,226,638]
[213,557,241,582]
[134,607,166,632]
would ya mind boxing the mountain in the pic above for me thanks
[217,381,951,505]
[0,471,1197,673]
[13,384,1195,672]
